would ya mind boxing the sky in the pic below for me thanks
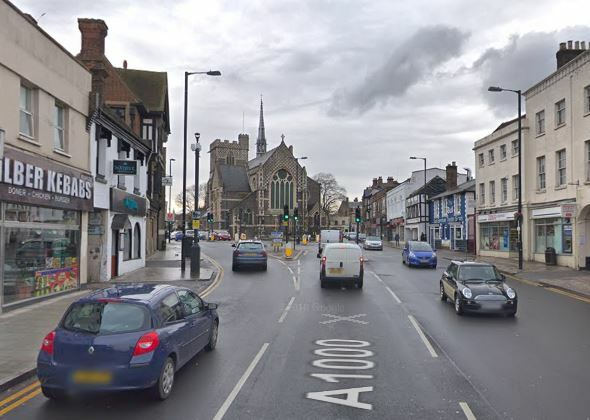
[12,0,590,205]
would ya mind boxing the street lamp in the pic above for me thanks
[181,70,221,272]
[190,133,202,277]
[410,156,427,242]
[488,85,523,270]
[168,158,176,243]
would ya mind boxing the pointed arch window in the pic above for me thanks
[271,169,293,209]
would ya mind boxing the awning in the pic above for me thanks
[111,214,131,230]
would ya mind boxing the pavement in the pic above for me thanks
[0,242,217,394]
[386,241,590,301]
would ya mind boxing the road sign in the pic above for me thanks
[162,176,173,187]
[166,212,174,222]
[192,219,200,229]
[193,211,201,219]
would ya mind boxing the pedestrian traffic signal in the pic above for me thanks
[355,207,361,223]
[293,207,299,221]
[283,205,289,221]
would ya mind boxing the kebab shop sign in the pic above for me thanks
[0,148,93,211]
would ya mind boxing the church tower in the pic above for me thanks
[256,97,267,157]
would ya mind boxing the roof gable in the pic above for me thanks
[116,68,168,114]
[218,164,251,192]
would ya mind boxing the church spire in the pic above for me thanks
[256,96,267,157]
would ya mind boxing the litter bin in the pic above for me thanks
[545,247,557,266]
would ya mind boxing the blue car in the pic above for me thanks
[402,241,437,268]
[37,284,219,401]
[232,240,268,271]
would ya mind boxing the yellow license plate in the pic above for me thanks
[329,268,343,274]
[72,370,112,384]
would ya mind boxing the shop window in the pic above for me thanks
[133,223,141,259]
[534,218,571,254]
[479,222,512,251]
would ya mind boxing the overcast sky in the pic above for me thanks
[13,0,590,205]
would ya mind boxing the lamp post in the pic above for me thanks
[410,156,427,243]
[488,86,523,270]
[181,70,221,272]
[168,158,175,243]
[190,133,202,277]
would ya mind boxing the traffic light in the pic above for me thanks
[355,207,361,223]
[207,212,213,223]
[283,205,289,221]
[293,207,299,221]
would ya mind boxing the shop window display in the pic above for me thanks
[534,218,572,254]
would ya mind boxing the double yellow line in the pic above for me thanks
[0,381,41,417]
[504,273,590,304]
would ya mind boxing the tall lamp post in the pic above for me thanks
[410,156,427,242]
[488,86,523,270]
[168,158,176,243]
[181,70,221,272]
[190,133,202,277]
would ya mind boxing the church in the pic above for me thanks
[206,99,320,238]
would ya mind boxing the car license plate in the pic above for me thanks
[329,268,343,274]
[72,370,112,384]
[244,253,257,256]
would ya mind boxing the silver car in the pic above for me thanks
[363,236,383,251]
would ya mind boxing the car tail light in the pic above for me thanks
[321,256,327,267]
[41,330,56,355]
[261,251,267,257]
[360,256,364,268]
[133,331,160,356]
[234,250,241,256]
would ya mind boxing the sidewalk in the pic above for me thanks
[0,245,218,393]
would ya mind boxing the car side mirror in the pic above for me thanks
[231,243,236,248]
[500,274,506,280]
[206,303,218,310]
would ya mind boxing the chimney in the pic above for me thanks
[78,19,108,59]
[556,40,587,69]
[378,176,383,185]
[372,178,378,187]
[123,60,127,69]
[446,161,458,190]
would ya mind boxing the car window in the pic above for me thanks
[158,293,184,323]
[62,302,150,335]
[447,263,458,278]
[177,290,204,315]
[367,236,380,241]
[410,242,433,251]
[458,265,499,281]
[238,243,264,251]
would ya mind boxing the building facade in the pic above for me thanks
[0,2,93,310]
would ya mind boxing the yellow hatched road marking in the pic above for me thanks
[0,381,40,409]
[0,387,42,417]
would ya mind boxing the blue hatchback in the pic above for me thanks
[37,284,219,401]
[402,241,437,268]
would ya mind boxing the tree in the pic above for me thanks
[174,182,207,216]
[313,173,347,226]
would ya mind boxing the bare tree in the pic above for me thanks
[175,185,196,215]
[313,173,347,226]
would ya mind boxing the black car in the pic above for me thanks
[440,261,517,316]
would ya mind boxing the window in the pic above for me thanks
[455,227,462,239]
[585,86,590,114]
[500,144,507,160]
[556,149,566,187]
[442,197,448,216]
[133,223,141,259]
[177,290,204,316]
[489,181,495,204]
[54,102,65,151]
[454,195,461,215]
[123,228,132,261]
[535,218,572,254]
[111,106,126,121]
[488,149,495,164]
[227,152,235,165]
[537,156,546,190]
[512,175,519,201]
[479,222,515,251]
[270,169,294,209]
[19,85,34,137]
[555,99,566,126]
[586,141,590,181]
[511,139,519,156]
[501,177,508,203]
[479,183,485,205]
[536,110,545,135]
[478,153,484,167]
[158,293,184,323]
[141,118,153,141]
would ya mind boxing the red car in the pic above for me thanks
[214,230,232,241]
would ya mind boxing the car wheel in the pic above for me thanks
[507,311,517,318]
[320,279,326,288]
[150,357,175,400]
[440,283,447,301]
[232,264,238,272]
[262,264,267,271]
[41,387,66,401]
[206,320,219,351]
[454,294,463,315]
[402,256,406,265]
[357,279,363,289]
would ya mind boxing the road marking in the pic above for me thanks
[459,402,477,420]
[320,313,368,325]
[278,297,295,323]
[0,387,42,417]
[0,381,40,409]
[200,253,224,298]
[407,315,438,358]
[371,272,402,304]
[543,287,590,304]
[212,342,269,420]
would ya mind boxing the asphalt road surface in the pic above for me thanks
[2,241,590,419]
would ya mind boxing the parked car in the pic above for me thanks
[173,231,183,241]
[363,236,383,251]
[319,243,363,289]
[440,261,517,317]
[232,240,268,271]
[357,233,367,243]
[37,284,219,401]
[198,231,208,240]
[402,241,437,268]
[213,230,232,241]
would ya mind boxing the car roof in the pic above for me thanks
[324,243,361,250]
[450,260,495,267]
[238,240,263,244]
[83,284,179,306]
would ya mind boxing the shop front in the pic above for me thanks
[530,204,574,267]
[0,148,92,308]
[477,211,518,258]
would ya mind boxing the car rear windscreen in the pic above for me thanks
[238,243,263,251]
[62,302,150,335]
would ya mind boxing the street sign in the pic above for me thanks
[561,203,577,218]
[166,212,174,222]
[162,176,173,187]
[192,219,200,229]
[193,211,201,219]
[113,160,137,175]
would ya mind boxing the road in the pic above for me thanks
[2,241,590,419]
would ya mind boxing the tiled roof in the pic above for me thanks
[248,146,277,169]
[218,165,251,192]
[430,179,476,200]
[116,68,168,113]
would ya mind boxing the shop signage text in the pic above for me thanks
[478,212,514,223]
[110,187,146,216]
[113,160,137,175]
[0,148,93,211]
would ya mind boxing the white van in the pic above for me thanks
[319,243,364,288]
[317,229,342,257]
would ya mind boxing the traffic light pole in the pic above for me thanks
[356,221,360,244]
